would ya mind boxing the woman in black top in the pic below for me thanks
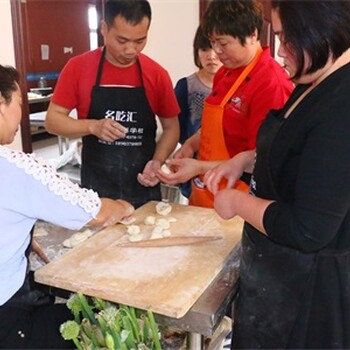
[205,1,350,348]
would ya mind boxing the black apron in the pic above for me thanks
[81,47,161,208]
[232,107,350,349]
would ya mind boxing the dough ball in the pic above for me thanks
[62,231,89,248]
[162,230,172,237]
[155,218,170,229]
[150,231,164,240]
[151,226,163,235]
[144,215,156,226]
[161,164,172,174]
[73,232,89,241]
[155,201,172,216]
[128,234,142,242]
[127,225,141,235]
[167,217,177,223]
[83,228,94,238]
[62,238,72,248]
[119,216,136,225]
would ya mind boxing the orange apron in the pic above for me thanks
[189,47,263,208]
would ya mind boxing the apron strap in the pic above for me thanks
[95,46,106,86]
[220,46,263,107]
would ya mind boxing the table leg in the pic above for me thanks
[187,332,204,350]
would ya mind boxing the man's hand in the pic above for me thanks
[137,160,161,187]
[90,119,128,143]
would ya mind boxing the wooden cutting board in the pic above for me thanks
[35,201,243,318]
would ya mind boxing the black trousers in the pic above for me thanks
[0,272,74,349]
[0,303,74,349]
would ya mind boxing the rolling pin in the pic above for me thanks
[117,235,223,248]
[32,239,50,264]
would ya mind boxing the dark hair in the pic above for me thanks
[104,0,151,28]
[201,0,263,45]
[272,0,350,80]
[0,65,20,104]
[193,26,212,68]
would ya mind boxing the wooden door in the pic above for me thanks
[11,0,103,153]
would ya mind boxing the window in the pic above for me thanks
[88,5,98,50]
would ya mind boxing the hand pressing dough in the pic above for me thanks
[119,217,136,225]
[127,225,141,235]
[160,164,172,174]
[156,201,172,216]
[144,215,156,225]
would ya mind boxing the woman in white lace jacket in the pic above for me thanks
[0,65,134,348]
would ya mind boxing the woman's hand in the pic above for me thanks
[90,198,135,227]
[204,150,256,195]
[156,158,202,185]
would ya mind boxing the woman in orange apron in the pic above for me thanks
[157,0,293,208]
[189,48,263,207]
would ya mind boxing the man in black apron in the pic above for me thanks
[46,0,180,208]
[81,47,160,209]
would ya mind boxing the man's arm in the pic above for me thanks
[45,102,127,142]
[153,116,180,163]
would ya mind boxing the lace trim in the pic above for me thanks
[0,146,101,217]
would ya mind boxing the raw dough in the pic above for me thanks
[63,233,85,248]
[119,217,136,225]
[127,225,141,235]
[151,226,163,235]
[160,164,172,174]
[167,217,177,223]
[62,229,94,248]
[128,234,142,242]
[162,230,172,237]
[33,226,48,237]
[144,215,156,225]
[155,218,170,229]
[150,231,164,240]
[155,201,172,216]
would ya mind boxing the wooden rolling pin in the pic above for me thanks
[32,239,50,264]
[117,235,223,248]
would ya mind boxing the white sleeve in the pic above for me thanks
[0,147,101,230]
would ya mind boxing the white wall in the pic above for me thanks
[144,0,199,85]
[0,0,22,150]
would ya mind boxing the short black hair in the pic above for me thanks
[0,65,20,104]
[193,26,212,68]
[272,0,350,80]
[104,0,151,28]
[201,0,263,45]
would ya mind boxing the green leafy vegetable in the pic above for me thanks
[60,293,162,349]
